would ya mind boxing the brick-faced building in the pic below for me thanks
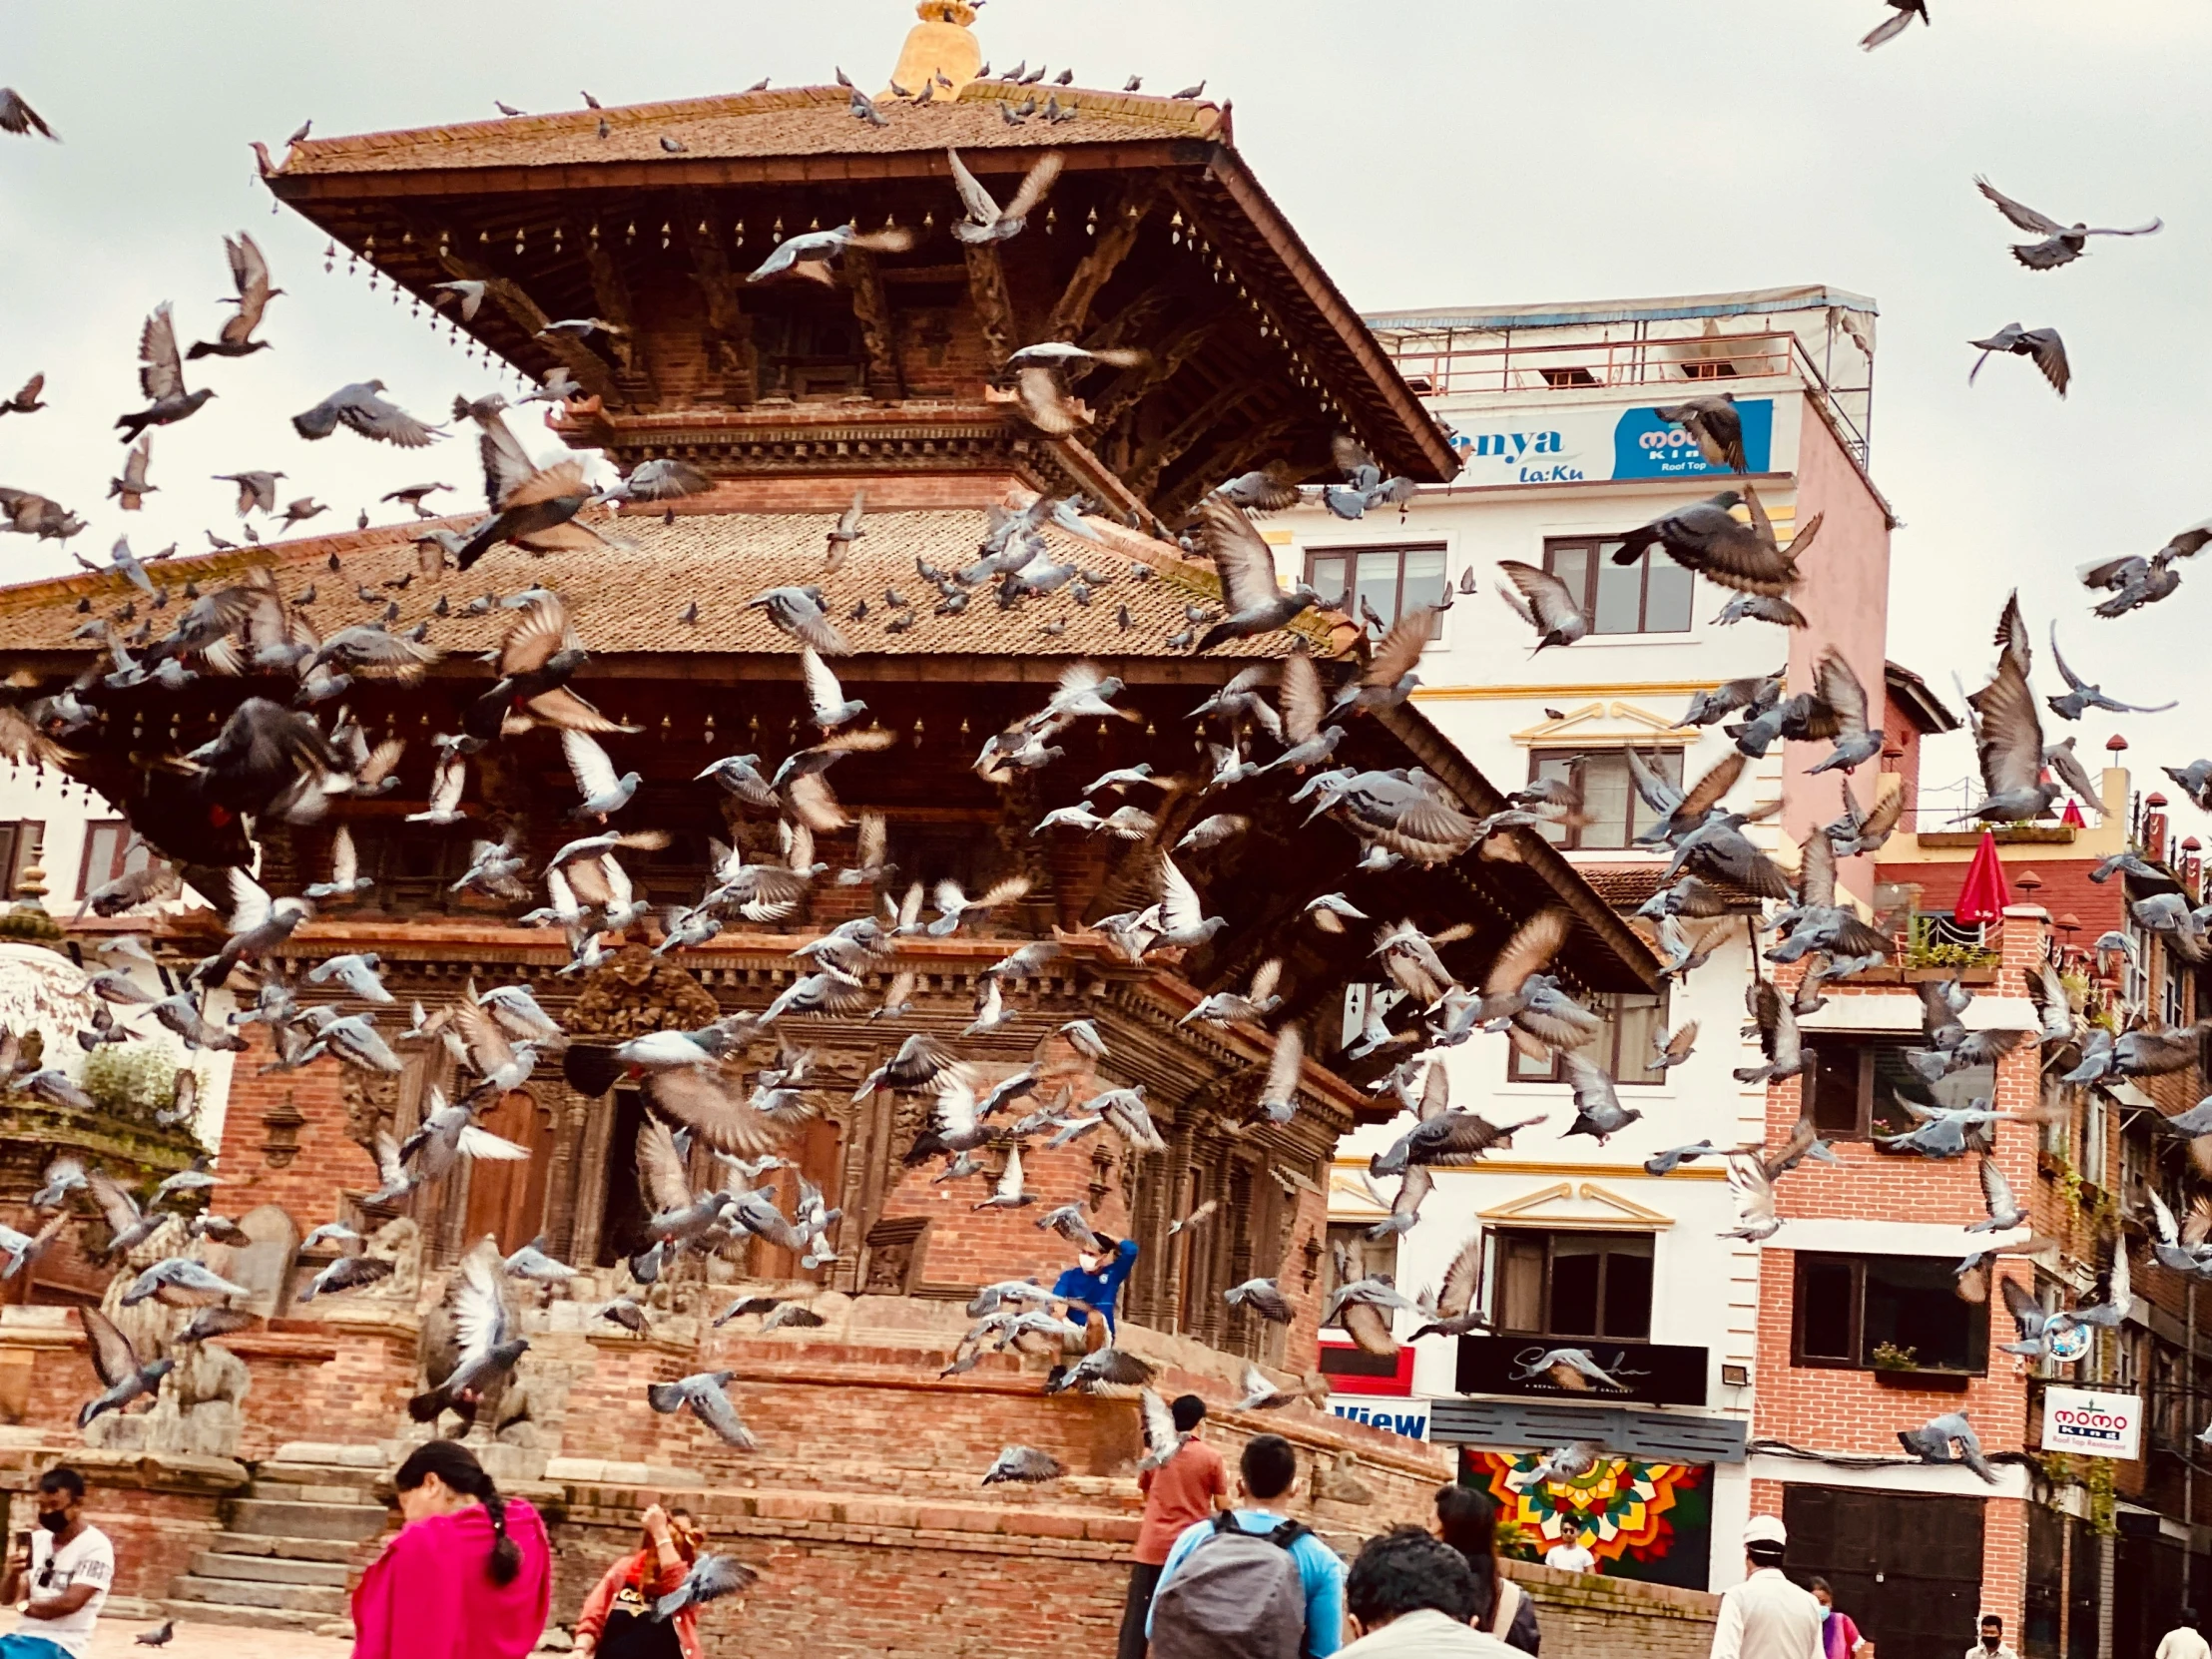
[0,12,1682,1650]
[1735,750,2212,1659]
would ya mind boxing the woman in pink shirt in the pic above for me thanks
[1813,1577,1868,1659]
[352,1440,552,1659]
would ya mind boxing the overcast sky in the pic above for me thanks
[2,1,2207,815]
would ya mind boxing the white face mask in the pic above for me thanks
[1079,1254,1102,1274]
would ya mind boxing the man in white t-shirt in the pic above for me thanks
[2,1465,115,1658]
[1711,1516,1825,1659]
[1543,1537,1596,1575]
[2157,1610,2212,1659]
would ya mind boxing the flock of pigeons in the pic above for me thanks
[0,64,1720,1609]
[0,27,2205,1581]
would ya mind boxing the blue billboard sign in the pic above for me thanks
[1446,399,1776,485]
[1611,399,1774,479]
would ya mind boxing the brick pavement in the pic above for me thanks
[2,1613,353,1657]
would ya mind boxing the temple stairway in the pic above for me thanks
[161,1447,386,1632]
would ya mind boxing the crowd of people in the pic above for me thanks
[6,1450,2207,1657]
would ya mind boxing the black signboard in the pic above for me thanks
[1454,1336,1709,1407]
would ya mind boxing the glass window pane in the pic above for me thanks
[1610,994,1666,1084]
[1864,1257,1985,1373]
[1498,1237,1545,1333]
[1799,1261,1857,1360]
[1310,555,1348,608]
[1508,1041,1557,1083]
[1622,750,1683,844]
[1643,549,1694,632]
[1528,755,1576,847]
[1546,544,1590,612]
[1603,1250,1653,1339]
[82,825,120,895]
[1548,1244,1602,1338]
[1806,1043,1862,1139]
[1577,754,1633,850]
[1402,549,1447,621]
[1355,550,1399,625]
[1592,551,1644,634]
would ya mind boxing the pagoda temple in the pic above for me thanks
[0,11,1659,1650]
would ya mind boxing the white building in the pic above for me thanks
[0,760,234,1157]
[1296,286,1902,1593]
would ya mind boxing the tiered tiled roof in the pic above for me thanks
[0,501,1352,666]
[277,83,1227,177]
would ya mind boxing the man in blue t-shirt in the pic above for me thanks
[1148,1433,1347,1657]
[1052,1237,1139,1332]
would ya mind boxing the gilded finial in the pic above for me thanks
[886,0,982,101]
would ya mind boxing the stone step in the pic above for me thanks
[247,1478,384,1506]
[223,1497,387,1543]
[160,1598,341,1633]
[170,1574,349,1615]
[257,1458,386,1490]
[208,1530,357,1564]
[191,1549,351,1588]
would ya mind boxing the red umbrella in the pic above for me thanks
[1953,829,2008,924]
[2059,797,2087,829]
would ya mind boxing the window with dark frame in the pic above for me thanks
[1492,1229,1654,1342]
[1793,1253,1988,1375]
[1306,545,1448,635]
[0,822,42,901]
[1323,1222,1396,1316]
[1539,366,1601,388]
[1804,1034,1994,1144]
[1542,536,1694,636]
[1525,748,1683,850]
[76,820,147,899]
[1508,992,1669,1085]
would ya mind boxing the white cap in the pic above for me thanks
[1743,1515,1788,1548]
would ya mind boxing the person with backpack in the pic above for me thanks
[1434,1485,1540,1655]
[1337,1528,1522,1657]
[1147,1433,1347,1659]
[1120,1394,1231,1659]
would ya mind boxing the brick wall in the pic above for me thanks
[1753,909,2054,1636]
[1887,859,2123,939]
[1502,1560,1717,1659]
[537,1488,1720,1659]
[216,1031,379,1229]
[0,1448,240,1604]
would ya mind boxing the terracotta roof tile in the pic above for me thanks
[280,84,1226,178]
[1575,861,1764,914]
[0,503,1350,667]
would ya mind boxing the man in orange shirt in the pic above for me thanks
[1120,1394,1230,1659]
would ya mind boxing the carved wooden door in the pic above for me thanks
[462,1090,555,1256]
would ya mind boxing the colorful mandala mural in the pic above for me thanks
[1466,1450,1709,1582]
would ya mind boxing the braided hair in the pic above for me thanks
[394,1440,522,1587]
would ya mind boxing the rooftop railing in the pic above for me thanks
[1375,327,1873,468]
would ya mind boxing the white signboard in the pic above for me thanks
[1329,1398,1431,1441]
[2041,1387,2140,1460]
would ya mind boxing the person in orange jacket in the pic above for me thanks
[572,1502,709,1659]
